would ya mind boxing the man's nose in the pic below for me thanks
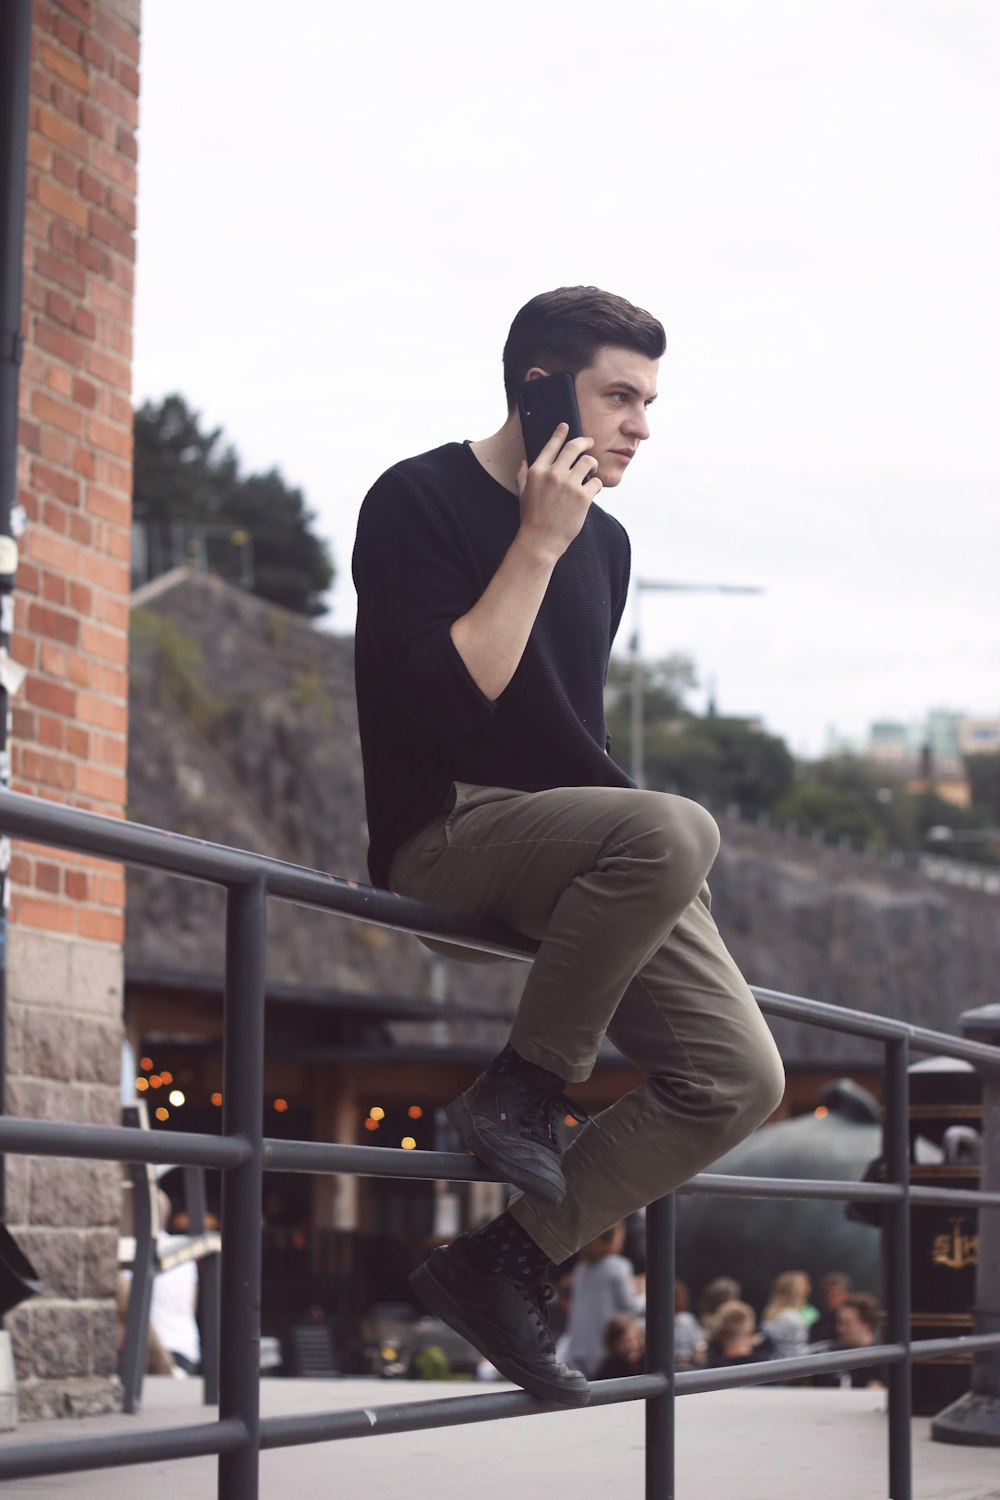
[622,408,650,441]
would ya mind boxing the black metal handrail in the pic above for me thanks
[0,787,997,1498]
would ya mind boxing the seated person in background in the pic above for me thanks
[705,1300,775,1368]
[810,1270,853,1344]
[674,1279,705,1368]
[697,1276,741,1341]
[760,1269,812,1360]
[832,1293,888,1390]
[596,1313,645,1380]
[563,1223,644,1379]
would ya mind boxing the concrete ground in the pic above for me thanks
[1,1377,998,1499]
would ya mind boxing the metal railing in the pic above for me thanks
[0,787,998,1499]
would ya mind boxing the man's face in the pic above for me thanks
[836,1306,872,1347]
[572,346,659,489]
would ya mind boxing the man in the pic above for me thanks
[810,1270,853,1344]
[832,1293,888,1390]
[352,286,784,1405]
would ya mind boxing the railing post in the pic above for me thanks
[218,880,267,1499]
[932,1003,1000,1446]
[884,1036,912,1500]
[645,1193,675,1500]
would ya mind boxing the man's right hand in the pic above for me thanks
[516,424,603,564]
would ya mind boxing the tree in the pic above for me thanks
[646,717,795,811]
[133,395,334,617]
[964,752,1000,826]
[604,653,696,772]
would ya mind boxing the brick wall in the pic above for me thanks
[5,0,140,1420]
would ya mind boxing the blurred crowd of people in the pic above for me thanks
[544,1214,888,1391]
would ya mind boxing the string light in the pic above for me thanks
[135,1078,149,1093]
[407,1106,423,1120]
[369,1106,385,1121]
[273,1099,288,1113]
[814,1106,829,1119]
[148,1075,162,1089]
[211,1092,223,1107]
[168,1090,185,1107]
[139,1057,153,1072]
[401,1137,416,1150]
[155,1107,169,1122]
[159,1070,173,1086]
[364,1118,379,1133]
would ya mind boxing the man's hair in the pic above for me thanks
[502,286,666,410]
[713,1300,756,1346]
[841,1293,881,1333]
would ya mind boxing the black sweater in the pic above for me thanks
[352,441,634,888]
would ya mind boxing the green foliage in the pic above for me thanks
[775,756,916,852]
[964,752,1000,826]
[131,607,221,737]
[605,653,697,773]
[134,394,335,617]
[647,717,795,812]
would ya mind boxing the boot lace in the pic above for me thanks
[510,1077,595,1150]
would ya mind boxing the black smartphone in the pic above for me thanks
[517,372,583,466]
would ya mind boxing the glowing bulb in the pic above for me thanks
[564,1114,578,1127]
[211,1092,222,1107]
[407,1106,423,1120]
[149,1075,162,1089]
[135,1078,149,1092]
[364,1118,379,1132]
[155,1107,169,1121]
[401,1137,416,1150]
[139,1057,153,1072]
[159,1070,173,1086]
[168,1089,185,1106]
[814,1106,829,1119]
[369,1106,385,1121]
[273,1098,288,1113]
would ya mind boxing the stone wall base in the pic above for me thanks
[15,1376,121,1423]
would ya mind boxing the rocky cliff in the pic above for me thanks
[126,572,999,1067]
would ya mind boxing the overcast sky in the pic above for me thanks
[132,0,999,760]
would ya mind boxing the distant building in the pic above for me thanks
[863,707,1000,809]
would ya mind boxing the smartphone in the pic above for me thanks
[517,372,583,466]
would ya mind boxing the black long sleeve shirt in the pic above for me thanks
[352,440,634,888]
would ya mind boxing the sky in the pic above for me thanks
[131,0,1000,760]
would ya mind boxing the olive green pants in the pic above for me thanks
[389,783,785,1264]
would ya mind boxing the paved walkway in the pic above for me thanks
[1,1377,998,1499]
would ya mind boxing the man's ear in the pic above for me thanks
[522,367,550,384]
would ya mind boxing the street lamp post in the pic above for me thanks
[629,579,764,788]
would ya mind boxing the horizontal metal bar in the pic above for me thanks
[909,1333,1000,1359]
[262,1143,1000,1213]
[680,1173,904,1203]
[259,1374,669,1451]
[0,1418,246,1481]
[0,1117,249,1169]
[752,985,1000,1071]
[676,1343,905,1394]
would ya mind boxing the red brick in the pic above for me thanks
[52,150,77,188]
[86,485,129,526]
[85,346,129,390]
[27,601,79,647]
[64,869,88,901]
[92,141,135,193]
[41,571,67,606]
[101,526,130,562]
[22,747,75,791]
[42,498,68,534]
[94,663,126,699]
[31,64,55,105]
[39,40,90,94]
[32,389,82,435]
[66,725,89,758]
[80,621,126,664]
[89,280,129,321]
[106,186,135,231]
[27,134,53,171]
[25,676,74,717]
[34,250,85,297]
[34,318,85,365]
[46,363,73,398]
[88,208,133,259]
[34,102,90,158]
[108,390,131,426]
[39,426,73,466]
[94,591,127,630]
[95,734,126,771]
[82,551,128,594]
[72,376,98,409]
[38,641,68,678]
[94,11,139,66]
[68,512,92,546]
[76,764,125,802]
[15,893,75,935]
[66,650,91,687]
[73,305,96,338]
[36,175,88,231]
[81,34,106,70]
[44,288,74,327]
[74,235,105,274]
[76,693,126,731]
[19,420,42,455]
[17,560,40,596]
[72,445,96,480]
[11,635,38,671]
[93,76,136,128]
[79,100,109,142]
[26,526,80,573]
[98,873,125,906]
[69,581,93,617]
[9,853,32,887]
[117,61,139,97]
[79,168,105,206]
[36,861,62,894]
[86,420,130,463]
[78,908,123,943]
[37,713,63,750]
[59,0,94,25]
